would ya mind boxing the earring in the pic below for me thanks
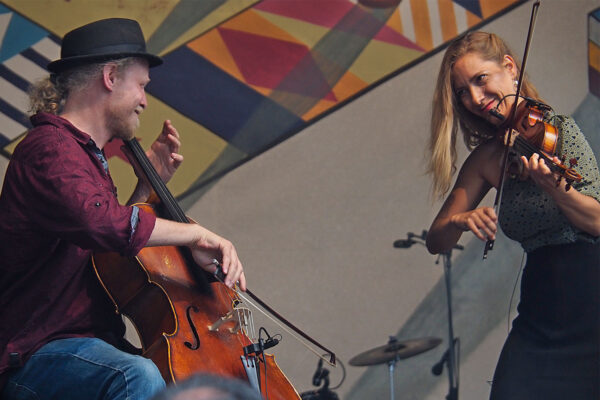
[513,80,518,90]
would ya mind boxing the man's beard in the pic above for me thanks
[107,107,139,141]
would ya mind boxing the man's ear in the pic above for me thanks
[102,63,119,91]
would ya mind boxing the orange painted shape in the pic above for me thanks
[187,29,245,82]
[480,0,516,18]
[247,84,273,97]
[466,9,482,28]
[438,0,458,42]
[410,0,433,51]
[332,70,368,103]
[301,98,337,121]
[221,9,305,46]
[386,8,403,35]
[589,40,600,73]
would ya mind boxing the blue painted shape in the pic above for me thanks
[0,5,49,63]
[146,46,304,153]
[453,0,482,18]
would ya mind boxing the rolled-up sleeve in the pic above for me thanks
[9,127,156,256]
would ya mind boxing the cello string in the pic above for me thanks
[235,290,336,366]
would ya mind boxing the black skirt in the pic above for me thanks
[490,240,600,400]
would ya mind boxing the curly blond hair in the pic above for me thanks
[28,57,137,115]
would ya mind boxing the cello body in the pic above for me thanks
[93,204,301,398]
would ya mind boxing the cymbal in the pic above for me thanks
[349,336,442,366]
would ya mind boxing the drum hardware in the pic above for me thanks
[349,336,442,400]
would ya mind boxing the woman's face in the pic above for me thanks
[451,52,517,126]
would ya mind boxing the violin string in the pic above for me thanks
[511,136,559,172]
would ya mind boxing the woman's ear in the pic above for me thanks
[503,55,518,80]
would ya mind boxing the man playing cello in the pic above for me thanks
[0,18,245,400]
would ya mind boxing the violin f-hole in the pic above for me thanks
[184,305,201,350]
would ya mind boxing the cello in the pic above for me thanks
[92,138,335,399]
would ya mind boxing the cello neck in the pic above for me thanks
[125,138,187,223]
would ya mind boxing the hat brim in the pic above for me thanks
[47,52,163,73]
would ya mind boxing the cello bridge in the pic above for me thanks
[208,305,255,339]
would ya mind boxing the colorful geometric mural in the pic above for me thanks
[0,0,525,202]
[590,7,600,98]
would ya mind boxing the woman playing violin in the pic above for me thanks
[425,31,600,399]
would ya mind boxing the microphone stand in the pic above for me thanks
[393,231,463,400]
[436,248,462,400]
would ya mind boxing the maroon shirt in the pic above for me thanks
[0,113,156,379]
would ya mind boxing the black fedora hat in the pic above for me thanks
[47,18,162,73]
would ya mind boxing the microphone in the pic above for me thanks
[312,358,326,386]
[243,337,279,356]
[488,108,505,121]
[432,349,449,376]
[393,239,416,248]
[394,230,427,248]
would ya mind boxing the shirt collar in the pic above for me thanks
[30,112,93,147]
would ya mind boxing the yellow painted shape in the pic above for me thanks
[438,0,458,42]
[107,155,139,203]
[589,40,600,73]
[332,70,368,103]
[349,39,423,84]
[480,0,517,18]
[410,0,433,51]
[187,29,244,82]
[254,9,329,49]
[2,0,178,38]
[2,129,26,156]
[302,98,337,121]
[160,0,260,56]
[221,9,305,46]
[119,94,227,198]
[386,7,404,36]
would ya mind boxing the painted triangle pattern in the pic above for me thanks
[0,4,60,149]
[1,0,527,198]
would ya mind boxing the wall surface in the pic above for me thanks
[1,1,597,399]
[182,1,599,398]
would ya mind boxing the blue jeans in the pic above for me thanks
[1,337,166,400]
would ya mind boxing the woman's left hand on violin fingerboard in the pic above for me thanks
[520,153,563,192]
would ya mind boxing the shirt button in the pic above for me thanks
[95,202,101,207]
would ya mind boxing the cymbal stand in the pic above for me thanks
[386,336,399,400]
[393,230,462,400]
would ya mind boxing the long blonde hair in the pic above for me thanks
[28,57,137,115]
[427,31,540,199]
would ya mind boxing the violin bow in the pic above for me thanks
[483,0,541,259]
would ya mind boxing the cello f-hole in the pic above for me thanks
[184,305,201,350]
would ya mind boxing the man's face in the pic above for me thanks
[106,58,150,140]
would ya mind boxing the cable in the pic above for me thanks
[328,357,346,390]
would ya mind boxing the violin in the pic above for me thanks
[483,0,581,259]
[495,98,582,190]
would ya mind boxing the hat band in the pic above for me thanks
[62,42,147,58]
